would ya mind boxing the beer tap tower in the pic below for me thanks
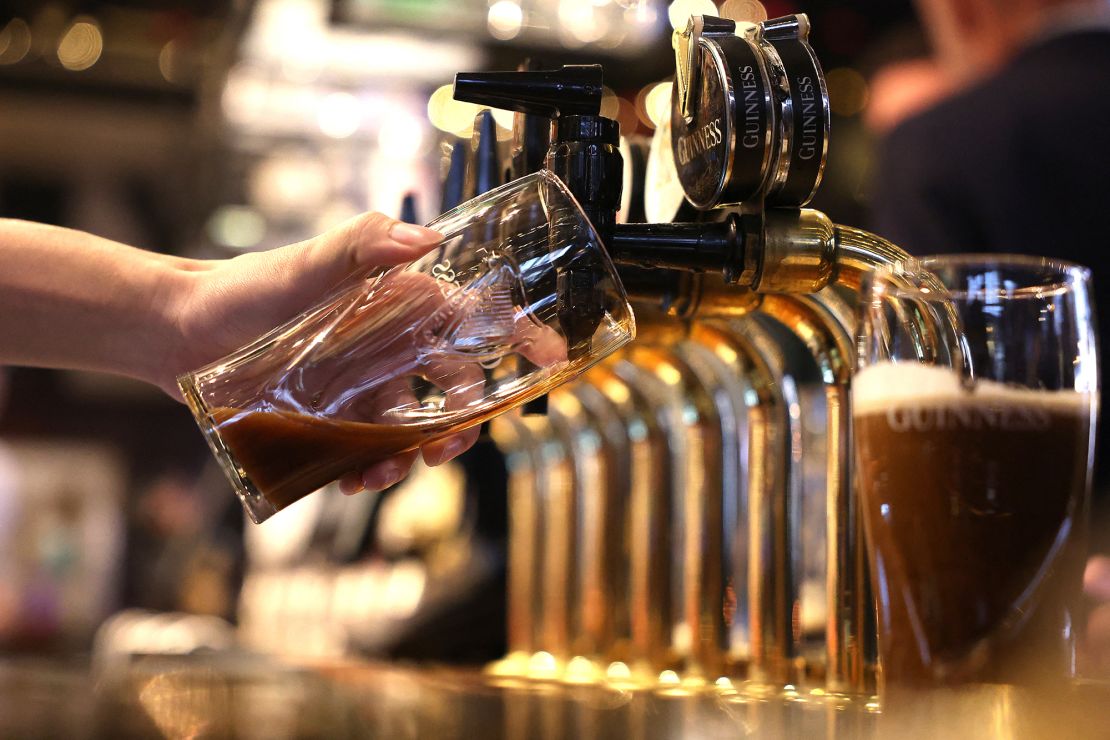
[457,13,923,696]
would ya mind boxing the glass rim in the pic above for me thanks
[428,169,636,339]
[869,252,1092,302]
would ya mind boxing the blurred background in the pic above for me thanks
[0,0,962,663]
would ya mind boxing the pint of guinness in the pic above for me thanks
[854,255,1098,693]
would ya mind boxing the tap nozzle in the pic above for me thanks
[455,63,623,366]
[453,64,604,118]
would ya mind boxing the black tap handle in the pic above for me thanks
[441,139,467,213]
[511,59,553,180]
[399,192,418,224]
[609,215,746,280]
[464,110,501,200]
[455,62,620,375]
[454,65,604,118]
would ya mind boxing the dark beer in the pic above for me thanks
[854,363,1092,688]
[211,407,434,511]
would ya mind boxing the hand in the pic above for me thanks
[1084,555,1110,675]
[167,212,479,492]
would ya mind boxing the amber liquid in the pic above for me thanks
[210,407,437,511]
[208,362,577,513]
[854,370,1091,689]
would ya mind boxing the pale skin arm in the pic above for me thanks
[0,213,470,493]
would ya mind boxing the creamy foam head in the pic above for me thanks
[853,362,1094,417]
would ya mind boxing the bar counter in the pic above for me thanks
[2,653,1109,739]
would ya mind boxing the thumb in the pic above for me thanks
[337,211,444,267]
[282,212,443,298]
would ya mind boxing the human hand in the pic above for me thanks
[166,212,482,492]
[1083,555,1110,676]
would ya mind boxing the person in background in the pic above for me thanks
[866,0,1110,673]
[870,0,1110,269]
[0,214,464,496]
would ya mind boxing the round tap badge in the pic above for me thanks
[670,33,773,210]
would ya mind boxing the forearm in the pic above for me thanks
[0,218,194,388]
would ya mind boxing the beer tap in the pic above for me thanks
[463,109,502,202]
[453,63,619,361]
[455,12,935,695]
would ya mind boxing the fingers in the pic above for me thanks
[422,426,481,467]
[1086,555,1110,601]
[362,450,420,491]
[424,358,487,412]
[344,213,442,267]
[513,314,569,367]
[350,377,420,423]
[1086,603,1110,670]
[278,213,443,307]
[417,356,484,465]
[337,471,365,495]
[338,450,420,495]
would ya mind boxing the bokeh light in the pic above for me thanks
[0,19,32,65]
[488,0,524,41]
[317,92,362,139]
[249,151,332,216]
[614,97,639,135]
[57,17,103,71]
[488,107,515,131]
[645,81,672,129]
[667,0,718,31]
[206,206,266,251]
[427,83,483,136]
[158,39,184,84]
[718,0,768,23]
[378,113,428,159]
[600,86,621,120]
[559,0,609,45]
[625,1,659,26]
[825,67,869,117]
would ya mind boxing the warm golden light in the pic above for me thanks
[560,0,609,45]
[207,206,265,250]
[378,113,427,159]
[383,560,426,619]
[718,0,767,23]
[158,39,183,84]
[564,655,600,683]
[658,669,681,685]
[600,86,621,120]
[0,19,32,65]
[606,661,632,681]
[489,106,515,131]
[644,81,672,129]
[317,91,361,139]
[667,0,717,31]
[826,67,870,117]
[488,0,524,40]
[57,17,102,71]
[529,650,559,678]
[427,83,483,136]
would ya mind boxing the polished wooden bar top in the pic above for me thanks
[1,654,1108,739]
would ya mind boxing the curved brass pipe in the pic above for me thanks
[533,403,578,669]
[757,289,875,694]
[584,361,675,674]
[618,342,725,681]
[831,225,911,290]
[688,320,796,685]
[555,381,632,667]
[488,415,544,671]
